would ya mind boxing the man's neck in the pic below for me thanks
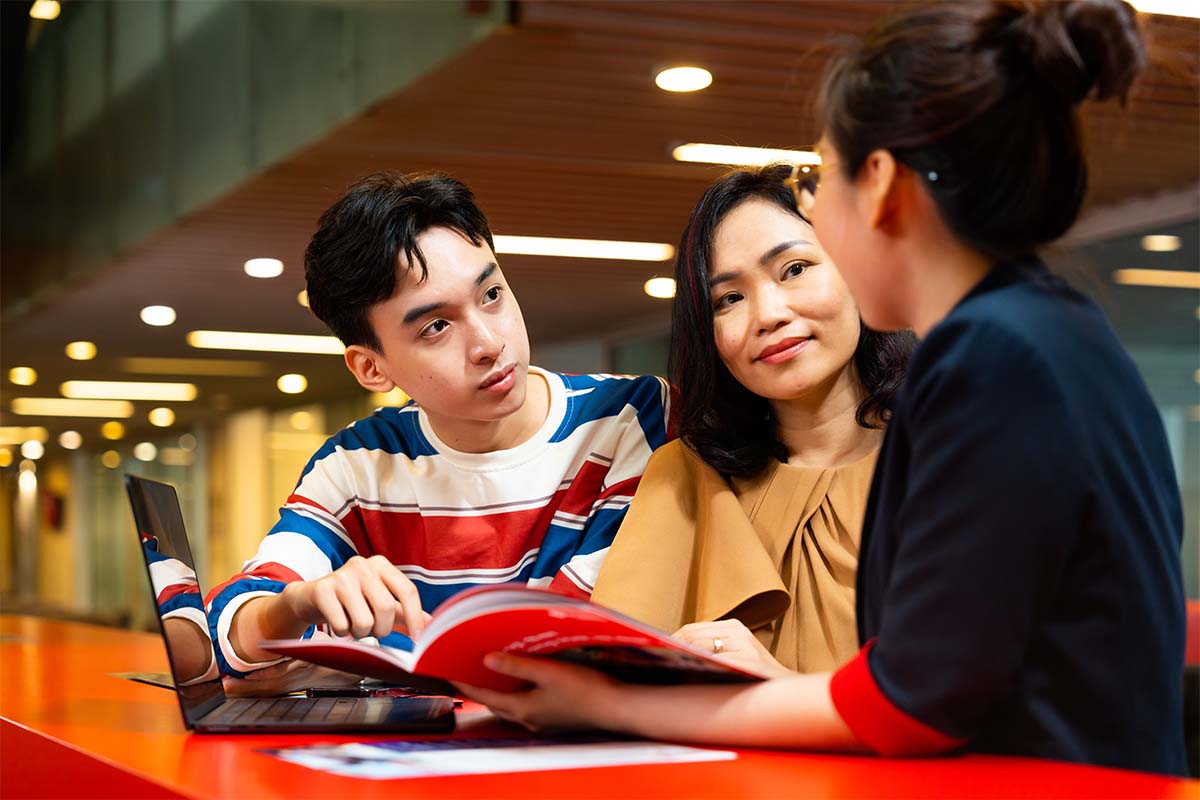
[426,370,551,454]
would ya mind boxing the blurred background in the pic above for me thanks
[1,0,1196,633]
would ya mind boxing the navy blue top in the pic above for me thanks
[857,259,1187,775]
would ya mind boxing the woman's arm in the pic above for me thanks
[458,652,866,751]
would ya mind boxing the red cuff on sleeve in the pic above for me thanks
[830,639,967,757]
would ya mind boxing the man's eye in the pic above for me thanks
[483,285,503,303]
[421,319,449,338]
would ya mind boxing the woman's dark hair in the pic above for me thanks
[304,171,495,350]
[671,164,916,479]
[819,0,1146,261]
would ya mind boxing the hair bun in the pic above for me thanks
[996,0,1147,105]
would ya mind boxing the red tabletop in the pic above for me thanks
[1,614,1196,800]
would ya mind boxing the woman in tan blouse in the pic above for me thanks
[591,165,914,675]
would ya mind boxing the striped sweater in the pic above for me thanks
[206,368,671,677]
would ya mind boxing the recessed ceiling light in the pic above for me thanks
[133,442,158,462]
[1112,269,1200,289]
[187,330,344,355]
[60,380,197,402]
[65,341,98,360]
[101,421,126,441]
[1140,234,1182,252]
[178,434,197,451]
[244,258,285,278]
[140,305,177,326]
[29,0,60,20]
[59,431,83,450]
[0,449,11,468]
[672,143,822,167]
[298,290,309,308]
[1127,0,1200,18]
[148,407,176,427]
[0,426,48,446]
[277,374,308,394]
[10,398,134,418]
[655,66,713,93]
[493,235,674,262]
[644,277,677,299]
[8,367,37,386]
[100,450,121,469]
[21,440,45,460]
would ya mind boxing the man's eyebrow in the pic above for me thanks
[475,262,498,286]
[759,240,813,266]
[402,301,446,326]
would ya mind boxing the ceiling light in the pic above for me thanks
[655,66,713,93]
[59,431,83,450]
[8,367,37,386]
[29,0,60,20]
[101,421,126,441]
[187,330,345,355]
[644,277,677,299]
[1112,269,1200,289]
[298,290,309,308]
[21,440,45,460]
[100,450,121,469]
[370,388,411,407]
[0,449,11,468]
[148,407,176,427]
[1127,0,1200,18]
[0,427,49,446]
[140,305,177,326]
[18,469,36,493]
[119,357,268,377]
[277,374,308,394]
[178,433,197,451]
[672,143,822,167]
[244,258,285,278]
[65,341,98,360]
[10,398,134,418]
[1140,234,1182,252]
[133,442,158,462]
[60,380,197,402]
[494,235,674,262]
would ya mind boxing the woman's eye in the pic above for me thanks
[783,261,810,280]
[712,292,743,311]
[420,319,449,338]
[483,285,503,303]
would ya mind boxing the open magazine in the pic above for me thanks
[260,585,769,694]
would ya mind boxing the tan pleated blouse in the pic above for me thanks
[591,439,878,673]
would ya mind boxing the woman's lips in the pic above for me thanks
[755,337,809,365]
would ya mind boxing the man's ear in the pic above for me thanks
[344,345,395,393]
[857,149,901,231]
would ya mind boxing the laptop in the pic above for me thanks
[124,474,456,734]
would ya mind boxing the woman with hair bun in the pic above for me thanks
[459,0,1187,776]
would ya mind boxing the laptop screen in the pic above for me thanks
[125,475,225,727]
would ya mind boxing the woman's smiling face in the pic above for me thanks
[708,197,862,404]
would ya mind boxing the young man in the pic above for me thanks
[205,172,670,682]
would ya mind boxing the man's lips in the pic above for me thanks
[479,363,516,390]
[755,337,810,364]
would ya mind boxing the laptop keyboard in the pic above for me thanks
[205,697,360,726]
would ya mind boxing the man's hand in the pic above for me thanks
[279,555,430,640]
